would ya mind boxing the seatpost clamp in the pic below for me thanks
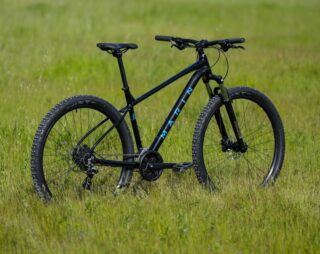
[112,50,122,57]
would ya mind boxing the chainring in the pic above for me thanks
[139,150,163,181]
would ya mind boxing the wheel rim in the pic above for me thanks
[41,107,125,197]
[202,97,276,190]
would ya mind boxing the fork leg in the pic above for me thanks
[216,80,244,144]
[203,77,244,149]
[203,80,230,145]
[214,109,229,142]
[224,100,246,147]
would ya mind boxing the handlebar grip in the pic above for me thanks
[155,35,174,41]
[225,38,245,44]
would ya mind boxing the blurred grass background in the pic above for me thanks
[0,0,319,253]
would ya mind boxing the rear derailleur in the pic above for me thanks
[72,145,98,190]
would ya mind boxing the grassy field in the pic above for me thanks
[0,0,319,253]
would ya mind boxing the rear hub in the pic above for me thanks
[72,145,94,172]
[72,145,98,190]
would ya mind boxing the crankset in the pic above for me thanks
[139,150,163,181]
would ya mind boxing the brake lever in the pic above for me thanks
[220,43,245,52]
[234,45,245,50]
[170,40,185,50]
[220,43,230,52]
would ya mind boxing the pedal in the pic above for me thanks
[172,162,193,173]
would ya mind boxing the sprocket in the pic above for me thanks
[139,150,163,181]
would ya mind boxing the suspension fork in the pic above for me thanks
[203,73,245,149]
[203,74,229,143]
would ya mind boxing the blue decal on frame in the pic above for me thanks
[186,87,193,95]
[160,130,168,139]
[174,108,181,116]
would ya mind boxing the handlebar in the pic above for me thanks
[154,35,174,42]
[155,35,245,51]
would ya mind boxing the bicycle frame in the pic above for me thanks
[122,57,209,152]
[90,49,243,169]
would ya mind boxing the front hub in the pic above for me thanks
[221,139,248,153]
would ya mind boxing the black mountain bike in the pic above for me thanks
[31,35,285,200]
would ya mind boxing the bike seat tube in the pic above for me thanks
[115,52,143,150]
[115,53,130,95]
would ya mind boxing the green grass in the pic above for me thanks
[0,0,319,253]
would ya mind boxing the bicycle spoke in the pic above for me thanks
[243,155,266,176]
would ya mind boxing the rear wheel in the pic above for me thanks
[31,95,134,200]
[192,87,285,191]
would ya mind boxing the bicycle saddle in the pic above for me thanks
[97,43,138,52]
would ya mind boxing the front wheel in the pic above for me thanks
[31,95,134,200]
[192,87,285,191]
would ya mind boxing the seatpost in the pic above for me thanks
[114,52,132,103]
[113,50,143,150]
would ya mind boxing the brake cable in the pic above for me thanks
[209,46,221,69]
[208,46,229,81]
[220,49,229,80]
[220,43,244,79]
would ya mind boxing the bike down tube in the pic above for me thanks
[149,67,209,151]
